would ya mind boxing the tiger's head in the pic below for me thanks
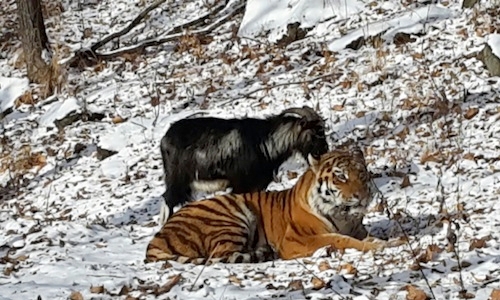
[306,147,374,219]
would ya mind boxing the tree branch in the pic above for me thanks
[68,0,243,67]
[96,2,244,59]
[90,0,167,52]
[217,71,342,106]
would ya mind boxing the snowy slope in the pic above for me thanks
[1,0,500,299]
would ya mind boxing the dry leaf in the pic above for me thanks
[464,107,479,120]
[228,275,242,286]
[318,260,332,271]
[150,96,160,107]
[112,116,126,124]
[69,291,84,300]
[355,111,366,118]
[491,289,500,300]
[288,279,304,291]
[332,104,344,111]
[341,263,358,275]
[340,80,352,89]
[15,255,29,262]
[90,285,106,294]
[287,171,298,179]
[469,235,491,251]
[311,277,326,290]
[301,259,315,265]
[371,202,385,213]
[395,126,409,141]
[420,150,441,164]
[154,274,181,295]
[118,285,130,296]
[400,175,411,188]
[463,153,475,161]
[458,290,475,299]
[406,285,429,300]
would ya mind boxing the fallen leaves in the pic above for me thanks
[400,174,412,188]
[416,244,443,264]
[90,285,106,294]
[491,289,500,300]
[287,279,304,291]
[311,277,326,290]
[405,285,429,300]
[469,235,491,251]
[420,150,442,164]
[154,274,182,296]
[69,291,84,300]
[463,107,479,120]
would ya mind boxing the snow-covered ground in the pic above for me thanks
[1,0,500,299]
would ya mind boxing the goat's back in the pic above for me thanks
[163,117,271,147]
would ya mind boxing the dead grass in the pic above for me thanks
[0,145,47,174]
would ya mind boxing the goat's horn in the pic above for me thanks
[281,106,320,121]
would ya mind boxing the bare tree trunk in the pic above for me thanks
[16,0,52,84]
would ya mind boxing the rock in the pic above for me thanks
[54,111,105,131]
[96,146,117,161]
[462,0,479,8]
[276,23,310,47]
[478,44,500,76]
[394,32,416,46]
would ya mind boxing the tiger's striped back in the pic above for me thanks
[146,147,389,265]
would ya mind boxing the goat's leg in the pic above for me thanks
[159,172,192,224]
[230,168,273,194]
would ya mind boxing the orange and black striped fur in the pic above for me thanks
[146,148,393,264]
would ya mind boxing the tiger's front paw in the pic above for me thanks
[386,237,407,248]
[361,236,387,252]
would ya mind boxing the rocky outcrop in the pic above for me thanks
[478,44,500,77]
[462,0,479,8]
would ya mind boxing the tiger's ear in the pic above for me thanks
[307,153,321,173]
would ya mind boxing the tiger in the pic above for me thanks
[145,147,400,264]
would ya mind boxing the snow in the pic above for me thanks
[0,76,29,114]
[1,0,500,299]
[328,5,453,52]
[239,0,363,42]
[488,33,500,59]
[38,97,80,126]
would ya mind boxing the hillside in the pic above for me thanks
[1,0,500,299]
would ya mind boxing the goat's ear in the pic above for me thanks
[307,153,321,173]
[299,117,308,128]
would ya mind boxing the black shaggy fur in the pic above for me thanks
[159,106,329,223]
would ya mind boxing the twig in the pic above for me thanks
[377,191,437,300]
[190,243,220,291]
[69,0,242,65]
[90,0,167,52]
[293,258,346,300]
[99,2,244,59]
[90,274,127,278]
[155,274,182,295]
[448,221,468,297]
[218,71,342,107]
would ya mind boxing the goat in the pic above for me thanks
[158,106,329,225]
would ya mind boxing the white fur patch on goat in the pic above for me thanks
[260,123,296,160]
[219,130,242,159]
[191,179,230,192]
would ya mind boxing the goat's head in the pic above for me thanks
[280,106,329,160]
